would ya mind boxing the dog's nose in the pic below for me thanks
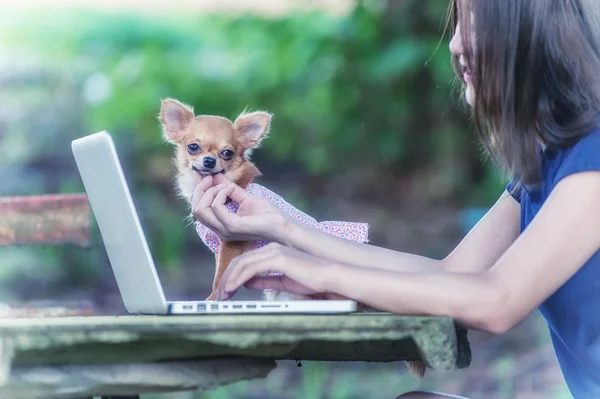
[203,157,217,169]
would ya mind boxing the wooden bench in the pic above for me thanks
[0,194,91,248]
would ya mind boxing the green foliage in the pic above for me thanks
[0,0,509,303]
[1,1,472,181]
[0,0,511,310]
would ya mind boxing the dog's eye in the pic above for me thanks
[187,143,200,154]
[221,150,234,160]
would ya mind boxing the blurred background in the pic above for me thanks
[0,0,569,397]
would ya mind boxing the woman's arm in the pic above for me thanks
[325,171,600,333]
[195,174,521,274]
[280,190,520,273]
[218,171,600,333]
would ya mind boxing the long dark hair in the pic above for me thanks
[448,0,600,189]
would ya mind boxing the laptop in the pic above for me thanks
[71,131,358,315]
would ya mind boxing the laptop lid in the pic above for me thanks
[71,131,168,314]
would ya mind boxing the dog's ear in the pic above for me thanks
[159,98,195,142]
[233,111,272,148]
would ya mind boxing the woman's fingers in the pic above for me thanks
[192,183,228,233]
[244,275,316,295]
[226,244,283,280]
[211,185,243,232]
[212,184,235,206]
[215,244,332,300]
[217,244,284,297]
[197,183,227,209]
[213,173,232,186]
[243,275,288,291]
[221,182,250,204]
[219,274,313,300]
[191,175,213,209]
[221,259,282,298]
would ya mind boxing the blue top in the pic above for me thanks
[506,128,600,398]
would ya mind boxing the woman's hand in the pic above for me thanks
[215,243,336,300]
[191,174,289,242]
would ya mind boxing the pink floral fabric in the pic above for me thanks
[194,183,369,254]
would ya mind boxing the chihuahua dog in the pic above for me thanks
[159,98,269,300]
[158,98,362,304]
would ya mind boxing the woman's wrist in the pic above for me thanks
[258,211,296,244]
[321,260,347,295]
[273,214,299,245]
[278,216,311,248]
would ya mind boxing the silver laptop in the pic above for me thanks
[71,131,357,315]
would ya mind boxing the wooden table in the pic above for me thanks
[0,194,472,398]
[0,313,471,399]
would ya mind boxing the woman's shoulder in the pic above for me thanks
[566,127,600,152]
[549,127,600,185]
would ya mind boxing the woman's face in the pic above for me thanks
[449,12,475,106]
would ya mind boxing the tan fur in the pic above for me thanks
[159,98,270,300]
[206,240,254,301]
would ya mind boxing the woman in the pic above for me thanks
[190,0,600,397]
